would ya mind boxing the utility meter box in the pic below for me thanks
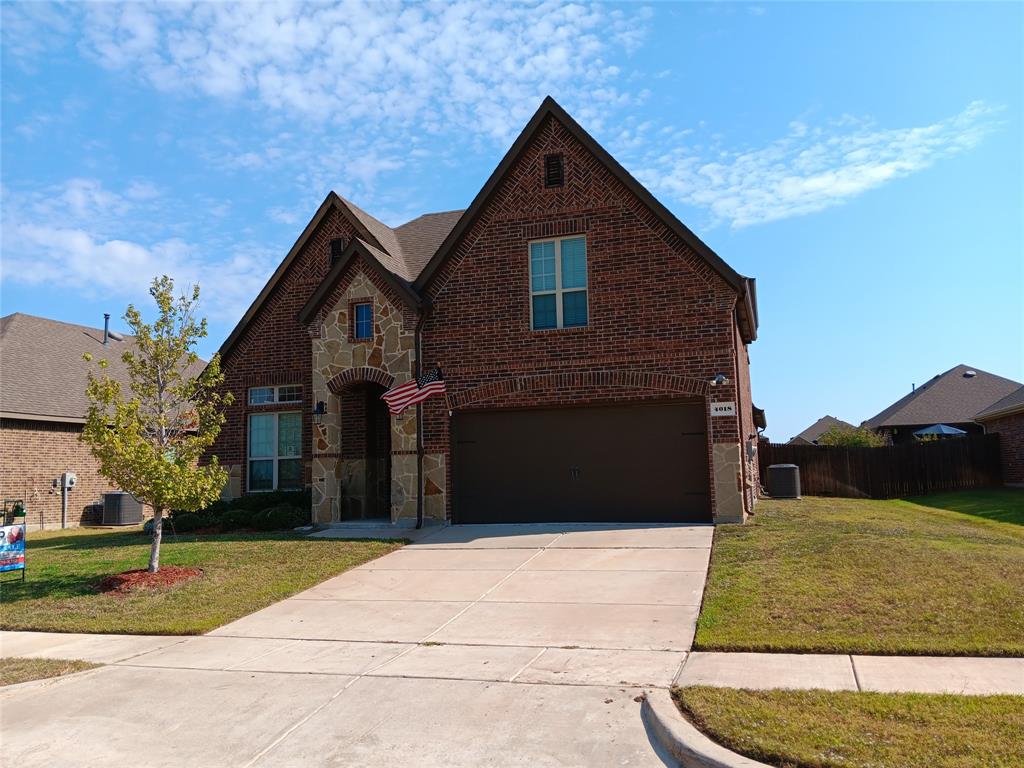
[61,472,77,490]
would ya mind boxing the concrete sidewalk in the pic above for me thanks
[675,651,1024,696]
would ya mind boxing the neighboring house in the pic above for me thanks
[975,386,1024,485]
[788,415,854,445]
[211,97,761,525]
[862,364,1022,444]
[0,313,148,529]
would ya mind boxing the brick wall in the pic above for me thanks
[0,418,129,529]
[983,412,1024,484]
[420,113,750,519]
[211,207,361,494]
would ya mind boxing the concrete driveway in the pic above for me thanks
[1,523,712,767]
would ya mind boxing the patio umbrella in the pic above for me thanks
[913,424,967,436]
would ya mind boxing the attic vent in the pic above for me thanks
[107,330,125,341]
[964,370,977,378]
[329,238,346,266]
[544,153,564,188]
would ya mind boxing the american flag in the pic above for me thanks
[381,367,447,415]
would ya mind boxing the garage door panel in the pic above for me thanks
[453,402,710,523]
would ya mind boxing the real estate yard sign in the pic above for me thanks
[0,523,27,577]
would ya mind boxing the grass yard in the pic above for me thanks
[674,686,1024,768]
[0,527,402,635]
[695,489,1024,656]
[0,657,99,687]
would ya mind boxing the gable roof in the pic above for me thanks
[862,365,1022,429]
[976,385,1024,421]
[297,237,425,327]
[0,313,204,424]
[216,193,460,358]
[789,415,854,444]
[218,97,758,357]
[411,96,758,342]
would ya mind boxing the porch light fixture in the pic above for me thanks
[312,400,327,425]
[709,374,730,387]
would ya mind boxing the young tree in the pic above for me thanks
[83,276,233,573]
[817,425,887,448]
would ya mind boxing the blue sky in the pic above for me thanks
[2,1,1021,441]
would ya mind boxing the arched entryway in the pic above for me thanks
[338,382,392,519]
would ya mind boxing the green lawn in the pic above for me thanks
[0,657,99,687]
[674,686,1024,768]
[0,527,402,635]
[695,489,1024,656]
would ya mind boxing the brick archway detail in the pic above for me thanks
[326,366,395,394]
[449,370,708,409]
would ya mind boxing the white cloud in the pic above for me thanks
[1,180,277,322]
[636,101,1003,228]
[73,1,649,145]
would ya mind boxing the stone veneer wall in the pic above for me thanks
[309,263,446,524]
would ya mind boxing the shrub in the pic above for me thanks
[817,425,887,448]
[162,489,311,533]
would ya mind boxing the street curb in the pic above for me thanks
[641,689,772,768]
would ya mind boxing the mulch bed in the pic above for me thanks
[97,566,203,594]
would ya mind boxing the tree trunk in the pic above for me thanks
[148,508,163,573]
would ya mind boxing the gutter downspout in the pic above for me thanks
[732,304,751,517]
[413,302,431,530]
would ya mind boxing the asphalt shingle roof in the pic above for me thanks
[338,197,464,282]
[862,364,1022,429]
[976,385,1024,420]
[789,415,854,444]
[0,313,204,423]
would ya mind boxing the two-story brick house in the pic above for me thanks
[212,98,761,525]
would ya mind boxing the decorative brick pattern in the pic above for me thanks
[215,111,758,524]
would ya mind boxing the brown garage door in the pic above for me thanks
[452,401,710,523]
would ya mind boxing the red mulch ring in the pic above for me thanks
[98,566,203,595]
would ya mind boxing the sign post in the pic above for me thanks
[1,499,27,582]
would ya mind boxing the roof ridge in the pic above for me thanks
[0,311,130,337]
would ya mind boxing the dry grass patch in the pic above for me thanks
[0,657,99,687]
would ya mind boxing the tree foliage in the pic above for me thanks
[817,425,887,448]
[82,276,233,572]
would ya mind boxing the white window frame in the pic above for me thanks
[247,411,302,492]
[529,235,589,330]
[248,385,302,406]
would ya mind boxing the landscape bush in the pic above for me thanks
[143,489,311,534]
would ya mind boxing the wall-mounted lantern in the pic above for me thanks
[312,400,327,425]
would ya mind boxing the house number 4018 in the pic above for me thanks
[710,402,736,417]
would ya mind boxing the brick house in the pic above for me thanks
[212,97,761,525]
[862,364,1021,443]
[976,386,1024,485]
[0,313,152,529]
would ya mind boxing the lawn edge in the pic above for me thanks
[641,688,772,768]
[0,661,106,695]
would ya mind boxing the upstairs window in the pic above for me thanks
[353,302,373,340]
[544,153,564,187]
[529,236,588,330]
[249,385,302,406]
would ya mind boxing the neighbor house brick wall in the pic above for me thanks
[211,208,361,496]
[982,412,1024,485]
[0,419,124,529]
[420,113,749,521]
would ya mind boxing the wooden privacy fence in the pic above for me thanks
[758,435,1002,499]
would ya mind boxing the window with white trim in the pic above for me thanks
[248,385,302,406]
[529,235,588,330]
[248,412,302,491]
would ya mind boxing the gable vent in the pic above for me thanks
[329,238,346,265]
[544,153,564,188]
